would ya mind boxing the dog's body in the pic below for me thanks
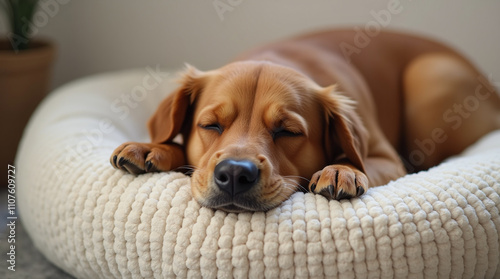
[111,29,500,212]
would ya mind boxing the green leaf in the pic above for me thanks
[2,0,40,51]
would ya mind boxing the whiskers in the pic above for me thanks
[176,165,208,189]
[269,175,311,202]
[174,165,198,176]
[283,175,310,193]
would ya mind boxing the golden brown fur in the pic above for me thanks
[111,29,500,212]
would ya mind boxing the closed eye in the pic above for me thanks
[272,127,303,140]
[199,123,224,134]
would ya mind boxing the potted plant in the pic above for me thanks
[0,0,56,181]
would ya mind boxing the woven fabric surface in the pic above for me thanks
[16,69,500,278]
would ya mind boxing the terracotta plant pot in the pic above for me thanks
[0,39,56,186]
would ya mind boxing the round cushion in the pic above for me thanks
[17,68,500,278]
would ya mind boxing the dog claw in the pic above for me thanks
[112,155,118,166]
[356,186,365,196]
[336,190,352,200]
[319,185,335,199]
[118,157,127,167]
[328,185,334,197]
[145,161,153,172]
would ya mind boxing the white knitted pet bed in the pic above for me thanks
[17,68,500,278]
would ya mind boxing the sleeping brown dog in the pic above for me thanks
[111,29,500,212]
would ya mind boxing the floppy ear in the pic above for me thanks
[318,85,368,172]
[148,65,206,144]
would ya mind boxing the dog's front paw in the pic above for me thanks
[110,142,185,174]
[308,164,368,200]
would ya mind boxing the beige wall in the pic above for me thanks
[1,0,499,89]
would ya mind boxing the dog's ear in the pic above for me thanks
[318,85,368,172]
[148,65,206,144]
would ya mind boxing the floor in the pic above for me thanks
[0,188,73,279]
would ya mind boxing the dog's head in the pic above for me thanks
[148,61,367,212]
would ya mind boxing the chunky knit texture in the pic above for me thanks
[17,69,500,278]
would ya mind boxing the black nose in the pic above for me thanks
[214,159,259,196]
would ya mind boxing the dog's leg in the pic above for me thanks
[309,91,407,199]
[110,142,185,174]
[403,53,500,171]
